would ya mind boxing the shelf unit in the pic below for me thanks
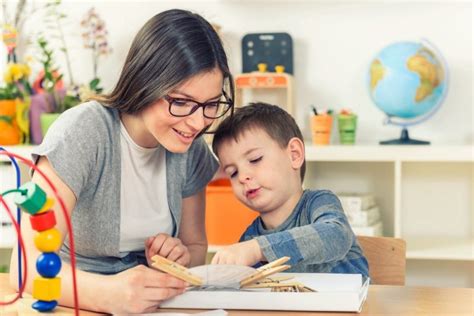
[303,144,473,287]
[303,145,473,255]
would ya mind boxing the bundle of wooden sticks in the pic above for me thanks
[151,255,315,292]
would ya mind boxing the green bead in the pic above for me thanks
[14,182,47,215]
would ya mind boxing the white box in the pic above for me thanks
[348,206,381,227]
[338,193,376,213]
[351,221,383,237]
[161,273,369,312]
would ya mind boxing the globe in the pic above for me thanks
[368,40,448,144]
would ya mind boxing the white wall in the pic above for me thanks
[5,0,471,145]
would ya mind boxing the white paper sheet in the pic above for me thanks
[189,265,256,288]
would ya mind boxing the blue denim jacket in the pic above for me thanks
[240,190,369,277]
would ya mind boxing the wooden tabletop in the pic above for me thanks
[1,273,472,315]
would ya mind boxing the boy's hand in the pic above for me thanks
[211,239,263,266]
[145,233,191,267]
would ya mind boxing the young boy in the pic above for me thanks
[210,102,369,277]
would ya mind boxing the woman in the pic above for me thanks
[10,9,234,313]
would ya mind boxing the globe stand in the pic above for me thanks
[380,128,430,145]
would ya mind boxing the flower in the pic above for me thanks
[0,62,32,100]
[4,63,30,83]
[80,7,111,83]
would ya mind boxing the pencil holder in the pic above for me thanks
[338,114,357,145]
[310,115,333,145]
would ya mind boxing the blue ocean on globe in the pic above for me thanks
[368,41,447,119]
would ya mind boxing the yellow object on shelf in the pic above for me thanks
[274,65,285,73]
[257,63,268,72]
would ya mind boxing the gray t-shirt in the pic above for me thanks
[33,101,218,273]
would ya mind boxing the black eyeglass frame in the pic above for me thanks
[163,90,234,119]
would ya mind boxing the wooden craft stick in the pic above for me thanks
[240,256,291,287]
[151,255,203,286]
[240,264,291,287]
[256,256,290,272]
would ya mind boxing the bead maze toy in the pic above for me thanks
[0,148,80,315]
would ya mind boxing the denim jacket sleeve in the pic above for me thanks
[255,192,354,266]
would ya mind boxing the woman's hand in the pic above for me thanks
[145,233,191,267]
[211,239,263,266]
[106,265,187,314]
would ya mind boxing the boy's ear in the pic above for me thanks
[287,137,305,170]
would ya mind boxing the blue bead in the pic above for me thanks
[36,252,62,278]
[32,299,58,312]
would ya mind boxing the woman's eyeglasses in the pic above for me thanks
[163,90,233,119]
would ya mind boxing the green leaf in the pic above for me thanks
[89,78,100,89]
[0,115,13,124]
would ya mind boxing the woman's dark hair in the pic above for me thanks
[97,9,234,114]
[212,102,306,183]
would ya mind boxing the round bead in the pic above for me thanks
[32,300,58,312]
[34,228,62,252]
[36,252,62,278]
[14,182,47,215]
[30,211,56,232]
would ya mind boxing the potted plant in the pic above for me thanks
[29,6,111,144]
[0,62,32,145]
[28,36,68,143]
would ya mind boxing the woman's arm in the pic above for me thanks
[178,188,208,267]
[9,157,186,313]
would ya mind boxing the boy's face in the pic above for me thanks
[217,127,303,218]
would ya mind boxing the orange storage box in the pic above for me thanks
[205,179,257,245]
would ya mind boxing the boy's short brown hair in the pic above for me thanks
[212,102,306,182]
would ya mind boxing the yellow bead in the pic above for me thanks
[33,277,61,301]
[37,198,55,214]
[34,228,62,252]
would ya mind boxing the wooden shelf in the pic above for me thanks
[406,237,474,261]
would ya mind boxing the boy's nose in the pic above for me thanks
[238,173,251,184]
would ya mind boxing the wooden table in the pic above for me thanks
[1,273,472,315]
